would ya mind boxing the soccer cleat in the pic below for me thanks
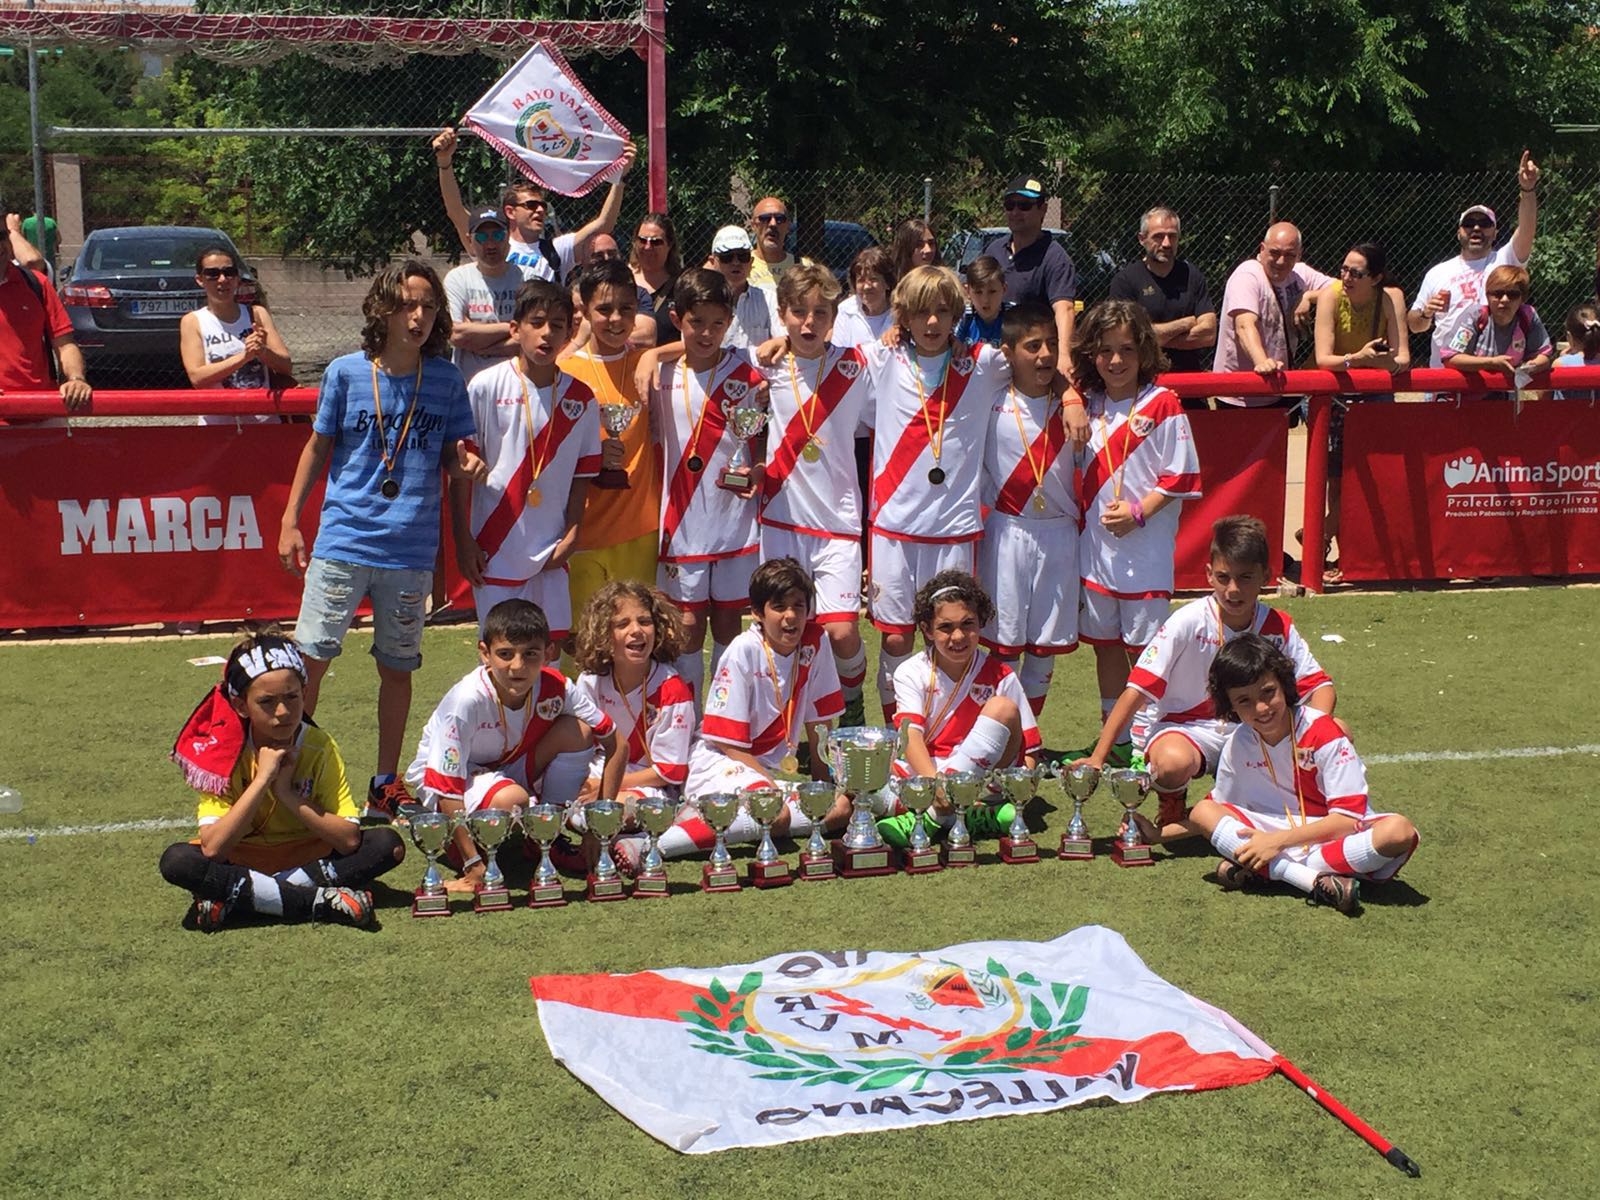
[1110,741,1137,770]
[189,897,230,933]
[840,694,866,730]
[611,833,647,879]
[1308,872,1361,914]
[545,835,590,879]
[314,886,376,928]
[1214,859,1260,892]
[364,777,414,822]
[962,801,1016,840]
[875,810,920,849]
[1053,740,1135,771]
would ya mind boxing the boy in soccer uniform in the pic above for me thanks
[1192,634,1418,914]
[659,558,847,858]
[405,599,624,893]
[759,264,875,724]
[980,302,1080,717]
[1077,515,1335,840]
[647,269,769,698]
[453,280,601,647]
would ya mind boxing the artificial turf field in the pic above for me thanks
[1,586,1595,1199]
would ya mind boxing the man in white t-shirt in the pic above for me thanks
[1212,222,1333,407]
[1408,152,1540,367]
[443,208,526,384]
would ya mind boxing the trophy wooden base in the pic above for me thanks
[473,885,513,913]
[593,467,629,490]
[703,861,742,893]
[413,888,452,917]
[903,845,943,874]
[998,837,1039,864]
[942,843,978,868]
[587,873,629,902]
[717,469,753,492]
[632,871,670,899]
[1057,835,1095,861]
[749,859,793,888]
[527,881,568,908]
[1111,841,1156,867]
[798,851,837,881]
[833,840,897,878]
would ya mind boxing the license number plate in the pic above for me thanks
[128,298,192,316]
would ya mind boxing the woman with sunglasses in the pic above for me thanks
[181,244,293,425]
[630,212,683,347]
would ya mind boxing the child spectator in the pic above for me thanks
[1190,633,1419,914]
[161,632,403,931]
[1075,515,1335,841]
[1554,301,1600,401]
[760,264,875,725]
[180,244,293,426]
[956,255,1010,347]
[1071,299,1200,763]
[451,279,601,648]
[1440,264,1554,393]
[890,218,941,279]
[709,225,779,349]
[979,302,1078,716]
[832,246,897,348]
[443,207,526,384]
[404,599,623,894]
[278,260,484,819]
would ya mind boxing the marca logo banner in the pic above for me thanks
[530,926,1276,1153]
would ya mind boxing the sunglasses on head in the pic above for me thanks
[716,250,753,264]
[1461,216,1494,230]
[473,227,508,243]
[1489,288,1523,300]
[199,266,240,279]
[510,198,548,212]
[1003,197,1038,211]
[635,234,667,247]
[754,212,789,224]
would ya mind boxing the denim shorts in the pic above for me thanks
[294,557,430,671]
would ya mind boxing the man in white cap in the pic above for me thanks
[709,225,778,348]
[1408,151,1540,367]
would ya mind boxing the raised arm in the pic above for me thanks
[432,128,472,251]
[1510,151,1539,264]
[568,142,637,246]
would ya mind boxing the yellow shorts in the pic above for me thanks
[566,531,661,623]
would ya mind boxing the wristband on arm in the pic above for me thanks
[1129,496,1146,528]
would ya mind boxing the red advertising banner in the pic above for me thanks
[1338,400,1600,580]
[1174,408,1289,589]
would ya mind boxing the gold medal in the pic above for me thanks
[1032,488,1047,513]
[801,439,822,463]
[526,484,542,508]
[780,753,800,774]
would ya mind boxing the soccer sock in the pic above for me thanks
[720,809,762,846]
[1209,814,1252,864]
[877,648,911,720]
[1020,655,1054,716]
[538,750,594,809]
[1268,856,1320,894]
[836,643,868,700]
[657,810,717,859]
[1309,828,1412,881]
[783,799,814,839]
[676,650,704,704]
[246,869,285,915]
[944,715,1013,773]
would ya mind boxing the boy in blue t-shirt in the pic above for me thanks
[955,255,1010,347]
[279,259,486,818]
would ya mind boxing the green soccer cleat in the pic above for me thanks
[876,810,920,849]
[840,694,866,729]
[963,802,1016,840]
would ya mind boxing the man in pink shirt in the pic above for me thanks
[1212,222,1332,408]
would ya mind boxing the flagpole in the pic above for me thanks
[1274,1056,1422,1177]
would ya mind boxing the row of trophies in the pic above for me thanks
[394,727,1157,917]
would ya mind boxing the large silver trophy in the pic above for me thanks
[718,403,769,491]
[595,402,639,489]
[464,807,516,912]
[632,796,676,899]
[1105,767,1156,868]
[699,793,744,893]
[940,770,985,867]
[898,775,943,874]
[584,799,628,901]
[398,806,453,918]
[991,765,1040,864]
[793,781,839,881]
[523,803,568,908]
[1056,763,1099,860]
[745,786,792,888]
[828,726,898,877]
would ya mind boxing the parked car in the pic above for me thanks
[787,220,878,282]
[59,225,258,386]
[942,227,1118,307]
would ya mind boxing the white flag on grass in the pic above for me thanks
[462,40,630,197]
[530,925,1280,1153]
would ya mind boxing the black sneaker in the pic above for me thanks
[1308,873,1360,914]
[188,897,230,933]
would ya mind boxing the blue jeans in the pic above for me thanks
[293,557,430,671]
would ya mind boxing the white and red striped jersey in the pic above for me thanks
[865,340,1005,543]
[573,662,696,788]
[698,624,844,771]
[465,361,601,584]
[982,386,1079,520]
[760,345,874,540]
[1129,597,1333,726]
[1078,383,1199,597]
[651,348,767,562]
[406,665,614,803]
[892,650,1041,767]
[1209,706,1370,822]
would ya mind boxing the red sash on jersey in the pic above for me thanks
[763,348,865,501]
[993,401,1069,515]
[500,667,570,775]
[926,654,1008,757]
[474,376,594,564]
[660,357,763,556]
[749,628,823,757]
[1077,386,1181,513]
[870,349,976,517]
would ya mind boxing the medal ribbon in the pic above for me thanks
[869,349,975,517]
[759,634,806,758]
[369,358,424,481]
[920,650,981,746]
[1255,719,1309,829]
[613,667,654,764]
[660,355,749,555]
[994,387,1066,515]
[913,349,953,469]
[517,360,562,492]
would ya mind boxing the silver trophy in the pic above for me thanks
[1056,763,1100,860]
[745,786,792,888]
[584,799,628,901]
[719,403,770,490]
[828,726,898,876]
[399,807,454,917]
[699,792,744,892]
[793,780,839,881]
[632,796,676,899]
[991,765,1040,863]
[523,802,567,908]
[464,807,516,912]
[595,402,639,489]
[941,770,985,867]
[898,775,943,874]
[1105,767,1155,867]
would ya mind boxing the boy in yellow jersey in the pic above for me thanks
[560,259,663,633]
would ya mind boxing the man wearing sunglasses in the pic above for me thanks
[709,225,778,348]
[442,208,524,383]
[747,196,812,288]
[984,174,1077,379]
[1408,151,1540,368]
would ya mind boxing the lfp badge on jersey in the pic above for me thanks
[462,40,630,197]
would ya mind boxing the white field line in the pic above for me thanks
[2,743,1598,841]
